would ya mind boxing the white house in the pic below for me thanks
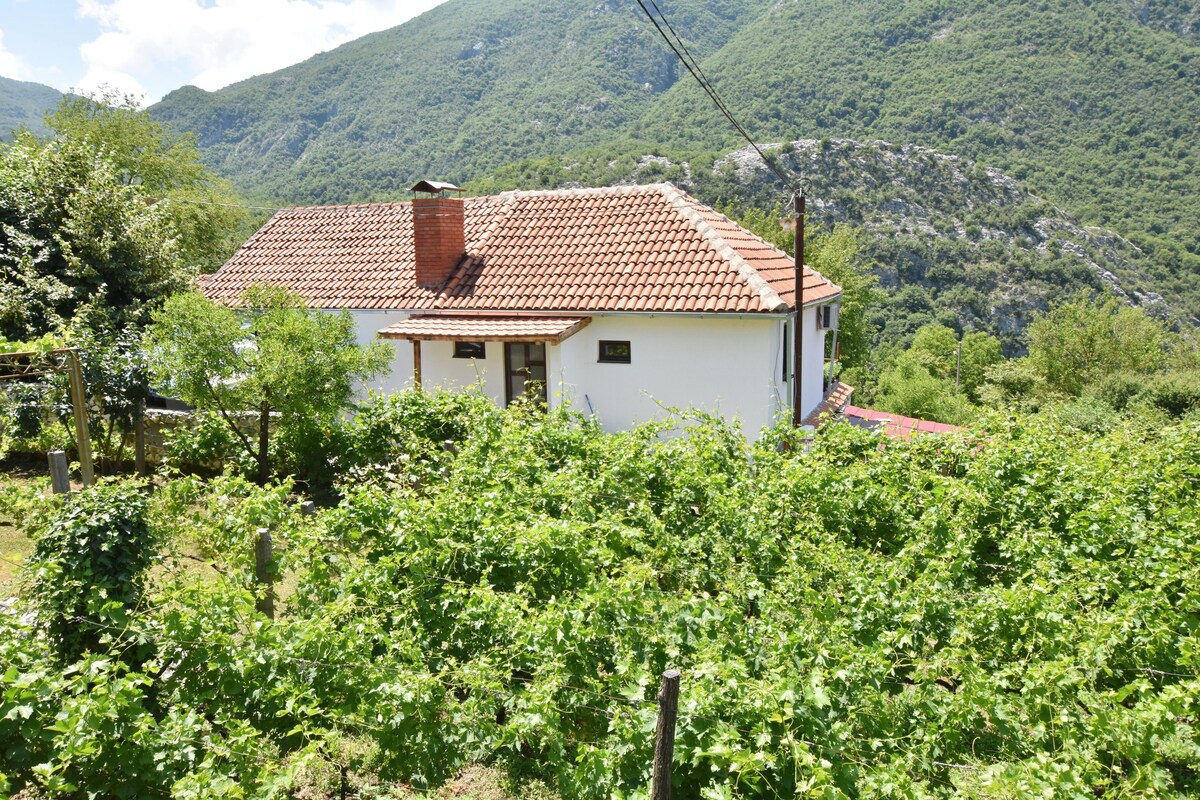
[201,181,851,437]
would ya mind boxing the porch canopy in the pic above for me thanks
[377,314,590,388]
[377,314,590,344]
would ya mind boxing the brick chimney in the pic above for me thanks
[411,180,465,288]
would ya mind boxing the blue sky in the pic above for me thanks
[0,0,448,104]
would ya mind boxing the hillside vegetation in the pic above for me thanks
[641,0,1200,276]
[150,0,770,203]
[0,77,63,140]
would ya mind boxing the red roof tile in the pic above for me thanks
[202,184,841,314]
[843,405,962,440]
[803,381,856,428]
[377,315,590,344]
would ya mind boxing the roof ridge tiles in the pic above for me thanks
[659,185,788,313]
[493,182,674,201]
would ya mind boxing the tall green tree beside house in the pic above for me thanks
[46,91,251,273]
[0,132,182,340]
[145,287,393,486]
[0,92,254,466]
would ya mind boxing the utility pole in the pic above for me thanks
[792,190,806,427]
[956,338,963,392]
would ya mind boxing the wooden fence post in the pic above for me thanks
[48,450,71,495]
[134,399,147,477]
[254,527,275,619]
[64,349,94,487]
[651,669,681,800]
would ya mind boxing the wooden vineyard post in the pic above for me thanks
[651,669,681,800]
[134,399,147,477]
[64,349,94,487]
[48,450,71,495]
[255,527,275,619]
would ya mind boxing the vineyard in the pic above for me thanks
[1,391,1199,798]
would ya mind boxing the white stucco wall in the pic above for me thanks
[348,310,413,395]
[798,305,830,423]
[417,339,507,408]
[347,308,833,438]
[553,314,791,437]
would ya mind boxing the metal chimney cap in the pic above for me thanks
[411,180,464,196]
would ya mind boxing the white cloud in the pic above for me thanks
[74,0,446,103]
[0,29,31,81]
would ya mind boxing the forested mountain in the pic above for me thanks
[0,77,63,139]
[150,0,769,202]
[149,0,1200,323]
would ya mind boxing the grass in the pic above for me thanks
[0,487,35,595]
[0,461,46,594]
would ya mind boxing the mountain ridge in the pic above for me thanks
[144,0,1200,327]
[0,76,65,139]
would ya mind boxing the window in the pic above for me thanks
[453,341,486,359]
[598,340,631,364]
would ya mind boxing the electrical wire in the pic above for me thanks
[634,0,797,192]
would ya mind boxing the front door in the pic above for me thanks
[505,342,547,406]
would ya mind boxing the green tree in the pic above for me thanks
[977,357,1046,411]
[0,91,254,341]
[959,331,1004,398]
[907,323,959,379]
[1026,292,1169,397]
[0,132,183,340]
[0,92,260,470]
[806,225,880,373]
[46,91,251,273]
[145,286,392,485]
[906,323,1003,401]
[872,351,975,425]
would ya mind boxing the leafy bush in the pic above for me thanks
[26,479,155,660]
[160,408,260,477]
[1136,369,1200,418]
[0,474,53,529]
[4,398,1200,797]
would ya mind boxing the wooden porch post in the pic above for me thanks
[412,339,422,389]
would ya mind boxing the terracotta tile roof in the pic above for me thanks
[378,315,589,344]
[202,184,841,314]
[802,381,855,428]
[843,405,962,440]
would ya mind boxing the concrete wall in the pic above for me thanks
[347,310,413,395]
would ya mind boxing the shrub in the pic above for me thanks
[1137,369,1200,418]
[26,479,155,660]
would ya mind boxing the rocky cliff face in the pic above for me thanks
[626,138,1172,350]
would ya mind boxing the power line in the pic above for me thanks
[634,0,796,191]
[150,196,284,213]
